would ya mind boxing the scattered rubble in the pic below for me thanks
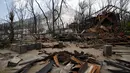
[8,57,22,67]
[11,51,102,73]
[0,53,13,60]
[10,43,42,54]
[52,42,66,49]
[1,4,130,73]
[0,43,130,73]
[104,59,130,72]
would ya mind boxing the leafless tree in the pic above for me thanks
[28,0,37,34]
[4,0,15,43]
[87,0,95,18]
[35,0,51,32]
[9,10,15,43]
[35,0,65,35]
[119,0,130,18]
[78,0,88,17]
[106,0,112,5]
[119,0,130,31]
[76,0,95,22]
[13,1,28,40]
[52,0,65,35]
[72,0,88,32]
[98,0,107,9]
[75,0,88,24]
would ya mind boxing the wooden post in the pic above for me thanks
[103,45,112,56]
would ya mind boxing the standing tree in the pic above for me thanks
[35,0,51,33]
[119,0,130,31]
[73,0,88,32]
[14,1,28,40]
[78,0,88,20]
[98,0,107,9]
[106,0,112,5]
[4,0,15,43]
[28,0,37,34]
[35,0,65,36]
[9,10,15,43]
[51,0,65,35]
[87,0,95,18]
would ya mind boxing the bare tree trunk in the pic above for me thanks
[89,6,92,18]
[36,0,65,36]
[54,0,64,21]
[52,0,64,35]
[4,0,14,43]
[107,0,112,5]
[33,12,37,33]
[60,17,64,32]
[9,11,14,43]
[119,0,130,31]
[29,0,37,34]
[52,0,55,35]
[35,0,51,32]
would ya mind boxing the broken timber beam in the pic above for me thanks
[36,60,54,73]
[104,60,130,72]
[15,57,46,73]
[78,62,88,73]
[15,61,35,73]
[53,54,60,67]
[108,69,129,73]
[116,59,130,65]
[71,56,83,65]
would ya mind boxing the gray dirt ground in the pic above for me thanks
[0,42,130,73]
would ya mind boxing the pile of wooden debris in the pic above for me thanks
[14,51,101,73]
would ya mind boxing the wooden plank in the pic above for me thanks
[19,56,46,66]
[71,56,83,65]
[53,54,60,67]
[108,69,130,73]
[36,60,54,73]
[78,62,88,73]
[104,60,130,72]
[95,65,101,73]
[116,59,130,64]
[15,57,46,73]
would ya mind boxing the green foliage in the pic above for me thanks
[126,22,130,30]
[124,22,130,35]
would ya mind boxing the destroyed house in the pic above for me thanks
[84,10,120,28]
[95,11,120,26]
[69,5,124,32]
[87,5,130,27]
[69,11,120,33]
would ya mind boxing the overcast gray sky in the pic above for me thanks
[0,0,130,23]
[0,0,97,20]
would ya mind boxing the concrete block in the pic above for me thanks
[8,57,21,67]
[10,43,42,54]
[103,45,112,56]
